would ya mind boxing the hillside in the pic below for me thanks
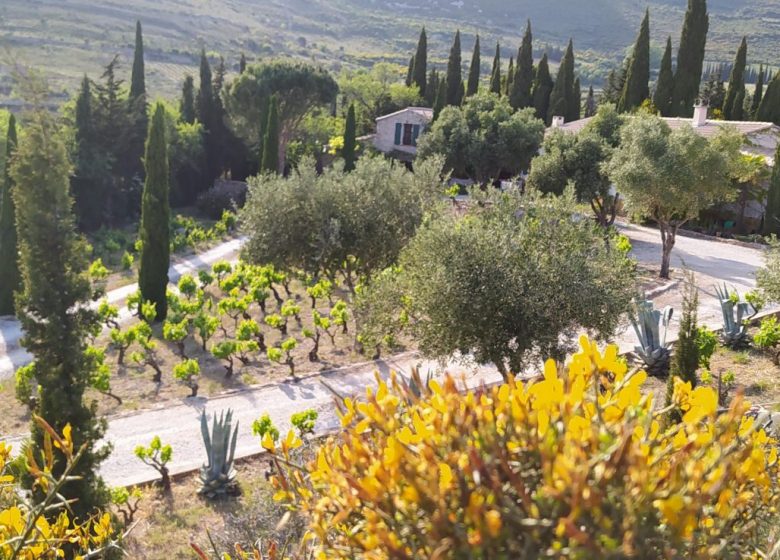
[0,0,778,104]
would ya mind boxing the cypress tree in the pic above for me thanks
[763,143,780,235]
[261,94,280,174]
[466,35,481,97]
[71,76,107,231]
[197,50,219,190]
[257,95,271,170]
[412,27,427,97]
[510,20,534,109]
[433,79,446,121]
[751,66,765,118]
[505,57,514,96]
[584,85,597,117]
[138,103,170,322]
[405,56,414,87]
[489,42,501,95]
[532,53,554,123]
[239,53,247,74]
[126,20,148,180]
[619,9,650,112]
[666,276,700,425]
[732,88,746,120]
[445,30,463,106]
[11,105,108,518]
[180,74,196,124]
[672,0,709,117]
[342,103,357,172]
[654,37,675,116]
[757,73,780,124]
[427,68,440,106]
[0,115,19,316]
[723,37,748,119]
[571,77,582,121]
[548,39,575,123]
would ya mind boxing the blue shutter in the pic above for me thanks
[412,124,421,146]
[394,122,402,145]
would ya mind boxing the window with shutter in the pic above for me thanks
[412,124,421,146]
[394,123,402,145]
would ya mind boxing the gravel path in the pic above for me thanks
[0,223,771,487]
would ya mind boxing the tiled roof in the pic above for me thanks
[376,107,434,121]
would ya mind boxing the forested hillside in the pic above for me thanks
[1,0,778,104]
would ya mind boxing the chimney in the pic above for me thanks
[551,116,565,128]
[692,101,708,127]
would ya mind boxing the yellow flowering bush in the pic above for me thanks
[0,416,118,559]
[268,337,780,559]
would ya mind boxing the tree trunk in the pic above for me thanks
[659,222,677,279]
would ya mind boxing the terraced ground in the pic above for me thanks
[0,0,778,104]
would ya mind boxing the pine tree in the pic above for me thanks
[548,39,576,123]
[261,94,280,173]
[126,20,148,181]
[619,9,650,112]
[405,56,414,87]
[180,74,196,124]
[466,35,481,97]
[654,37,675,116]
[0,115,19,316]
[532,52,554,123]
[11,105,108,518]
[342,103,356,172]
[584,85,597,117]
[138,104,171,322]
[489,42,501,95]
[757,73,780,124]
[445,30,463,106]
[672,0,709,117]
[764,143,780,235]
[751,66,765,118]
[510,20,534,109]
[723,37,747,120]
[412,27,427,97]
[505,57,514,96]
[197,50,219,190]
[239,53,247,74]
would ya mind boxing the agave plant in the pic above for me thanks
[630,299,673,377]
[715,284,756,348]
[199,409,239,499]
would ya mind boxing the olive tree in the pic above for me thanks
[607,114,736,278]
[417,92,545,184]
[357,190,637,378]
[240,155,444,291]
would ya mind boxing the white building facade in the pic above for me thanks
[373,107,433,160]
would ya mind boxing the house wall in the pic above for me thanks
[374,111,431,155]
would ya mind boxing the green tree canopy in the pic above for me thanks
[417,92,545,184]
[618,9,650,112]
[547,39,577,123]
[224,61,339,171]
[466,35,481,97]
[722,37,747,120]
[653,37,675,117]
[607,113,736,278]
[510,20,534,110]
[445,30,463,106]
[672,0,709,117]
[489,42,501,95]
[532,53,554,123]
[357,190,636,378]
[180,74,196,125]
[412,27,427,97]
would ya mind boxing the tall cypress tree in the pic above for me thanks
[342,103,356,172]
[466,35,481,97]
[0,115,19,316]
[723,37,747,120]
[197,50,219,190]
[71,76,107,231]
[433,79,446,121]
[505,57,514,96]
[11,105,108,518]
[427,68,440,106]
[445,30,463,106]
[489,42,501,95]
[412,27,427,97]
[510,20,534,109]
[751,66,765,119]
[758,73,780,124]
[138,103,170,322]
[584,85,597,117]
[548,39,575,123]
[532,53,554,123]
[619,9,650,112]
[180,74,196,124]
[239,53,247,74]
[257,95,271,170]
[654,37,675,116]
[126,20,148,180]
[672,0,709,117]
[763,143,780,236]
[405,56,414,87]
[261,94,280,174]
[571,77,582,121]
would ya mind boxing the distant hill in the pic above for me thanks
[0,0,778,103]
